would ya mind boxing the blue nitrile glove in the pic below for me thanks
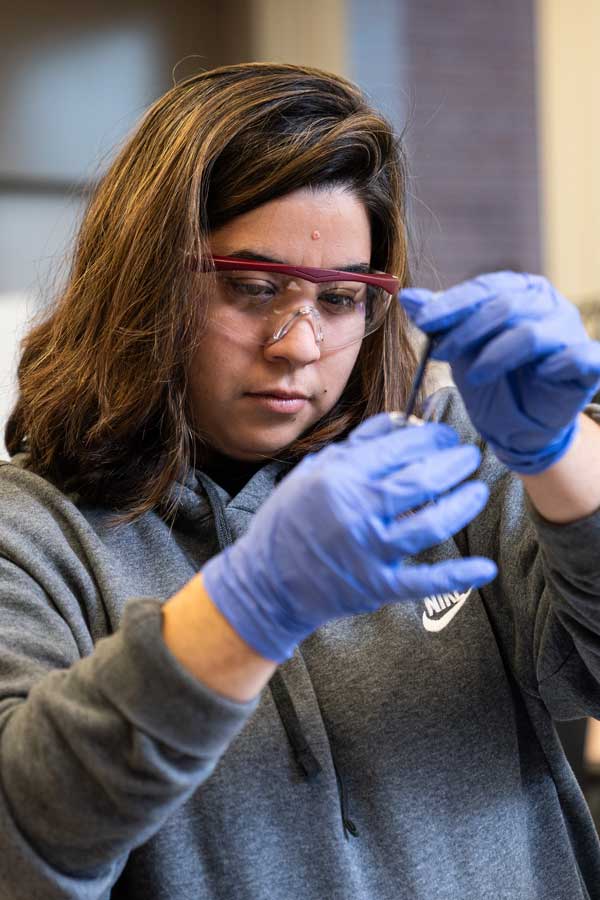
[201,415,497,663]
[400,271,600,475]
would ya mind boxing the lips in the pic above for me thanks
[247,390,310,400]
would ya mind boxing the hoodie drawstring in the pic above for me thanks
[269,671,322,779]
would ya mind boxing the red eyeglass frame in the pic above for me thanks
[199,256,401,297]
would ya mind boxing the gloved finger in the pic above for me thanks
[399,271,531,335]
[342,421,460,478]
[372,444,482,515]
[381,480,489,556]
[535,342,600,387]
[464,318,572,385]
[431,290,557,364]
[385,555,498,600]
[345,411,421,445]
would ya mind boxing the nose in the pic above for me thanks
[263,307,322,365]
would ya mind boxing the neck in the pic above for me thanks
[200,449,270,496]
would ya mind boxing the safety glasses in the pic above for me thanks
[194,256,401,352]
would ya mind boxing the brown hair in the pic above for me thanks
[6,61,419,522]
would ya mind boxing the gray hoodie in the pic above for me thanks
[1,388,600,899]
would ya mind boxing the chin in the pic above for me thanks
[222,429,304,461]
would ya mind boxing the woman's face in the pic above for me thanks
[189,185,372,460]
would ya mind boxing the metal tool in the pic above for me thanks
[402,335,435,423]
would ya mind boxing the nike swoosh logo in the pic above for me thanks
[422,590,471,633]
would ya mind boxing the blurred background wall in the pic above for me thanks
[537,0,600,305]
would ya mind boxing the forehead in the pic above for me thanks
[208,186,371,265]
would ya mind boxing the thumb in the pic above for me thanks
[536,342,600,388]
[399,287,438,318]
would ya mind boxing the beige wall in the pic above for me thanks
[250,0,347,75]
[536,0,600,302]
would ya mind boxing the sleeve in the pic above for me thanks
[439,388,600,721]
[0,473,258,899]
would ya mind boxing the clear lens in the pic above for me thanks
[205,270,392,351]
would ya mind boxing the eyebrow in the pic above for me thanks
[223,249,372,275]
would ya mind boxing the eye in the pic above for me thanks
[318,284,366,314]
[319,293,356,311]
[223,276,278,303]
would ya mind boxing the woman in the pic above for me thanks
[2,61,600,899]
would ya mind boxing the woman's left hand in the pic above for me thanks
[400,271,600,474]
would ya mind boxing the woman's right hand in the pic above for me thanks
[201,414,497,662]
